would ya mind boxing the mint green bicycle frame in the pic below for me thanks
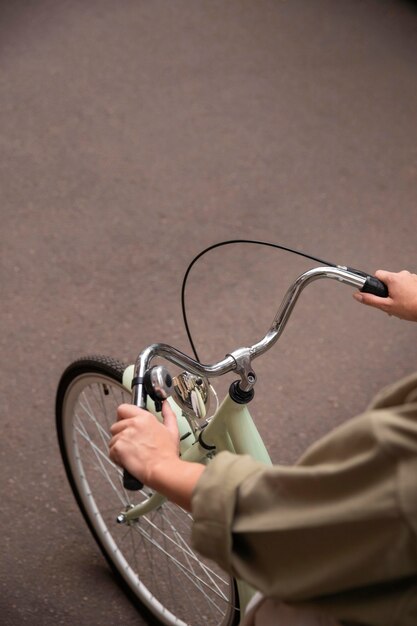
[122,364,271,611]
[117,266,368,613]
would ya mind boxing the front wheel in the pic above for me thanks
[56,356,240,626]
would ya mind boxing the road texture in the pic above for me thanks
[1,1,416,624]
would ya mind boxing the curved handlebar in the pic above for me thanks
[131,266,386,404]
[124,265,387,489]
[250,265,365,358]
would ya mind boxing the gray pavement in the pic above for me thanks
[1,1,417,624]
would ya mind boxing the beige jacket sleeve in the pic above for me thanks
[191,373,417,624]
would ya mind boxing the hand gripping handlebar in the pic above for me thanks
[123,265,388,490]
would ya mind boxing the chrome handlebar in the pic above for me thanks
[131,266,368,406]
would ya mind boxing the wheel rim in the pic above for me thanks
[61,372,237,626]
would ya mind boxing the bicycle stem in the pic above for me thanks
[131,266,366,404]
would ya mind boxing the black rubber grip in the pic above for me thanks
[123,469,143,491]
[360,276,389,298]
[347,267,389,299]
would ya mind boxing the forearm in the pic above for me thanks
[147,457,206,511]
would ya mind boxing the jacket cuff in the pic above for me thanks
[191,451,265,572]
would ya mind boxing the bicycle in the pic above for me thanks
[55,241,388,626]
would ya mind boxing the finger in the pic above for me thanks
[108,436,124,465]
[353,291,392,310]
[110,419,129,436]
[161,400,179,438]
[110,415,138,436]
[374,269,395,283]
[117,403,147,421]
[361,293,390,308]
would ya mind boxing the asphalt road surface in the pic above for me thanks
[1,1,417,624]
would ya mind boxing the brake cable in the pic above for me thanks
[181,239,337,363]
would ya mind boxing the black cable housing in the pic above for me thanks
[180,239,336,362]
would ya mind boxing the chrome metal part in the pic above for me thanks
[172,372,210,429]
[132,343,235,407]
[131,266,366,406]
[249,266,365,359]
[147,365,173,400]
[227,347,257,392]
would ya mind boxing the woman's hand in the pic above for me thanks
[109,401,180,487]
[109,401,205,510]
[353,270,417,321]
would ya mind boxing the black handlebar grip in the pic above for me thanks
[360,276,389,298]
[121,368,168,491]
[123,469,143,491]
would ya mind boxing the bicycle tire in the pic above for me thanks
[56,355,240,626]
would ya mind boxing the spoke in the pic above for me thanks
[146,506,229,589]
[79,391,111,445]
[171,528,223,622]
[75,384,132,499]
[135,523,226,613]
[109,383,128,410]
[173,527,227,600]
[130,517,229,608]
[74,413,114,468]
[74,413,127,506]
[131,511,174,604]
[91,383,112,434]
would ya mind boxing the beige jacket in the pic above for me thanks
[191,373,417,626]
